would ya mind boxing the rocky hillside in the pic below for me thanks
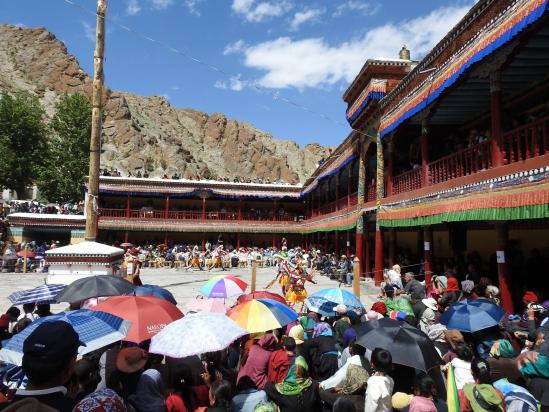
[0,24,330,183]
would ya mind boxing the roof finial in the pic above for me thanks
[399,45,410,60]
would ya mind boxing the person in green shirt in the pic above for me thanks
[383,285,415,317]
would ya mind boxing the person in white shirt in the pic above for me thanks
[364,348,394,412]
[320,343,368,390]
[441,341,475,390]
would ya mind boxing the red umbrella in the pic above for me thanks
[237,291,288,306]
[120,242,133,248]
[16,250,35,258]
[92,295,183,343]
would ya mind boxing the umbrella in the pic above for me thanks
[199,275,247,299]
[440,299,506,332]
[92,295,183,343]
[308,288,364,310]
[133,284,177,305]
[304,296,340,317]
[227,298,298,334]
[8,284,65,305]
[0,310,130,365]
[120,242,133,248]
[16,250,35,258]
[237,291,287,306]
[149,312,247,358]
[355,317,443,372]
[56,275,136,303]
[185,298,228,314]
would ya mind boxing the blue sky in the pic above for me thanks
[3,0,472,148]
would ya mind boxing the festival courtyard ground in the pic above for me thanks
[0,267,378,312]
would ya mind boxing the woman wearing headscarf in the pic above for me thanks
[487,339,522,384]
[438,277,460,310]
[263,356,320,412]
[73,388,127,412]
[128,369,166,412]
[237,333,278,390]
[427,324,449,358]
[299,312,318,341]
[301,323,338,381]
[287,324,305,356]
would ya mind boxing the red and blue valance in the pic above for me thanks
[380,0,548,137]
[346,79,387,125]
[301,148,357,197]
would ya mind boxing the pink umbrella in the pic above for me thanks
[185,298,228,314]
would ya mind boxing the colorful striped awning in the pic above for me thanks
[346,79,387,125]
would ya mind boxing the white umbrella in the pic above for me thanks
[149,312,247,358]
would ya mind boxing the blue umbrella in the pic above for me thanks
[304,296,339,317]
[440,299,506,332]
[8,284,66,305]
[133,284,177,305]
[0,309,131,365]
[308,288,364,310]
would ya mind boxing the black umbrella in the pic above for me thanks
[355,317,443,372]
[55,275,136,303]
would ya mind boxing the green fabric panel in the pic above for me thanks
[379,204,549,227]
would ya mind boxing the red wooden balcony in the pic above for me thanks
[100,208,299,223]
[428,140,492,185]
[503,115,548,164]
[393,168,422,195]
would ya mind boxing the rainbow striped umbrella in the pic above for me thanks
[226,298,298,333]
[199,275,247,299]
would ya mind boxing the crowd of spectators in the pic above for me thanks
[1,200,84,217]
[102,167,295,185]
[0,242,547,411]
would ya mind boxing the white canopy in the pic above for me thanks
[45,241,124,257]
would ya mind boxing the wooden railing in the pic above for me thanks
[503,115,548,164]
[428,140,492,185]
[393,168,422,195]
[100,208,298,222]
[348,192,358,206]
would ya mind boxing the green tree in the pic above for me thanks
[0,91,47,198]
[37,93,92,203]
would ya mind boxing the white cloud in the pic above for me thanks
[14,22,27,28]
[289,8,324,31]
[231,0,293,22]
[126,0,141,15]
[235,4,470,89]
[214,75,249,92]
[333,1,381,17]
[81,21,95,42]
[223,40,247,55]
[149,0,174,10]
[184,0,204,16]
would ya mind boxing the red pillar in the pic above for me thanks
[272,234,276,248]
[305,234,309,251]
[496,223,514,313]
[126,195,130,218]
[364,229,371,278]
[334,232,339,255]
[201,197,206,220]
[424,226,433,290]
[164,196,169,219]
[490,71,505,167]
[386,142,394,197]
[421,120,430,186]
[124,230,129,243]
[201,237,205,250]
[388,228,396,266]
[374,228,383,286]
[236,233,240,249]
[164,232,168,245]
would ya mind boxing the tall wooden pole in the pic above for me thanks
[85,0,107,241]
[251,260,258,292]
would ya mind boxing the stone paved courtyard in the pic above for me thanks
[0,266,378,313]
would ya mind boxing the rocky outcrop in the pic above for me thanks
[0,24,330,183]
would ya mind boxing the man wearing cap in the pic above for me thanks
[3,321,85,411]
